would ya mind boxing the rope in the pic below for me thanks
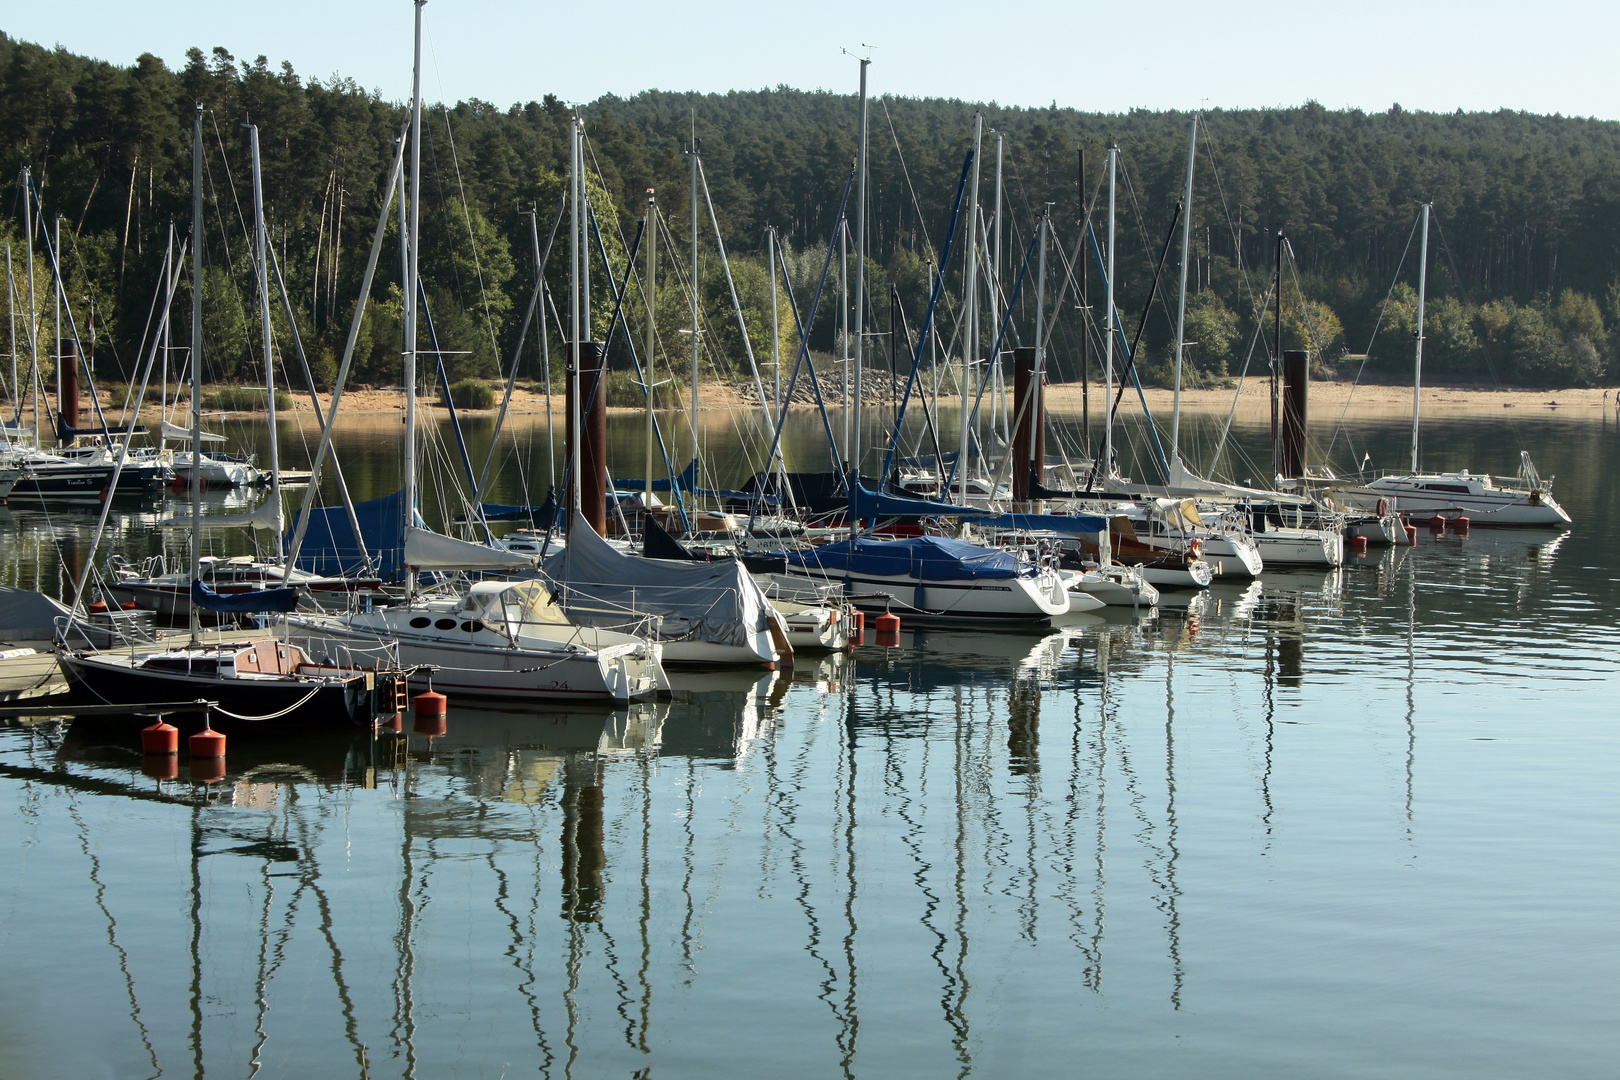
[212,683,326,722]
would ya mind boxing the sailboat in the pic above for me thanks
[282,8,668,705]
[57,108,387,731]
[1332,206,1571,527]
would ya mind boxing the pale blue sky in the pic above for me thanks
[6,1,1616,119]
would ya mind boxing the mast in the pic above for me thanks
[688,122,699,469]
[403,0,424,595]
[160,228,172,450]
[23,172,39,446]
[5,244,13,427]
[854,57,869,475]
[53,215,60,446]
[959,115,983,505]
[1411,202,1430,474]
[768,227,780,413]
[992,132,1004,455]
[569,116,583,521]
[1079,149,1090,464]
[1103,145,1116,485]
[188,105,204,644]
[1170,114,1198,472]
[645,189,657,512]
[1032,208,1048,496]
[249,125,282,564]
[1272,229,1283,474]
[839,218,849,464]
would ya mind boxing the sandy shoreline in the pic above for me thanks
[93,379,1620,421]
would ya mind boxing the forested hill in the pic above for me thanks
[4,30,1619,393]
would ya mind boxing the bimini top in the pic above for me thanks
[784,535,1029,581]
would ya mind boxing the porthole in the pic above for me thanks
[409,616,432,629]
[461,620,484,633]
[434,618,457,630]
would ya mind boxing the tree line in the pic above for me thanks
[4,30,1620,403]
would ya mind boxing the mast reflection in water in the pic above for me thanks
[2,413,1619,1078]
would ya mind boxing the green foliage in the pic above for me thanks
[203,386,294,410]
[443,378,496,409]
[5,30,1620,389]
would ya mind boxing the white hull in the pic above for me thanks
[1064,568,1160,607]
[785,564,1071,623]
[1337,477,1572,527]
[285,618,662,705]
[1136,561,1215,589]
[1253,527,1344,567]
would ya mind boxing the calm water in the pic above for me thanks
[2,404,1618,1078]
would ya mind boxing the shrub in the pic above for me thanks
[203,387,294,411]
[444,379,496,409]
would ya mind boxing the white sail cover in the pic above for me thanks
[161,420,227,443]
[542,512,772,648]
[403,526,537,571]
[158,497,284,531]
[0,586,72,643]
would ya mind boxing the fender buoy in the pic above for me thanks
[1428,514,1447,531]
[1348,535,1369,554]
[141,720,179,755]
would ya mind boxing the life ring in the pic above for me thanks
[1375,498,1390,517]
[1189,538,1203,558]
[1529,490,1542,505]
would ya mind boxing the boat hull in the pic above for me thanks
[283,619,662,705]
[1337,480,1572,526]
[56,650,377,730]
[784,565,1071,624]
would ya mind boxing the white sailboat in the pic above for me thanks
[1333,206,1571,527]
[282,3,668,705]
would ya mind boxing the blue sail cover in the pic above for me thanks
[286,490,413,581]
[784,535,1028,581]
[190,580,301,614]
[478,490,559,528]
[848,476,992,521]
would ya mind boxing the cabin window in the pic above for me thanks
[409,616,432,629]
[434,618,457,631]
[1421,484,1471,493]
[461,620,484,633]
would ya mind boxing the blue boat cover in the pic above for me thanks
[783,534,1028,581]
[478,490,559,528]
[191,580,301,614]
[847,475,992,521]
[286,489,416,581]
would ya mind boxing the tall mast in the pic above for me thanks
[1411,202,1430,474]
[53,214,60,446]
[768,227,780,413]
[22,172,38,446]
[569,116,583,521]
[1033,207,1048,493]
[1170,114,1197,472]
[992,132,1004,455]
[1103,145,1117,484]
[853,56,869,475]
[645,189,656,511]
[959,114,983,505]
[839,218,849,464]
[188,105,204,644]
[160,230,171,445]
[1079,149,1090,465]
[403,0,424,594]
[688,120,699,469]
[5,244,13,427]
[249,125,282,564]
[1272,229,1283,473]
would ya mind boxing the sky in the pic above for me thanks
[6,0,1619,120]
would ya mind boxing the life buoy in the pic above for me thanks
[1189,538,1203,558]
[1529,490,1542,505]
[1375,498,1390,517]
